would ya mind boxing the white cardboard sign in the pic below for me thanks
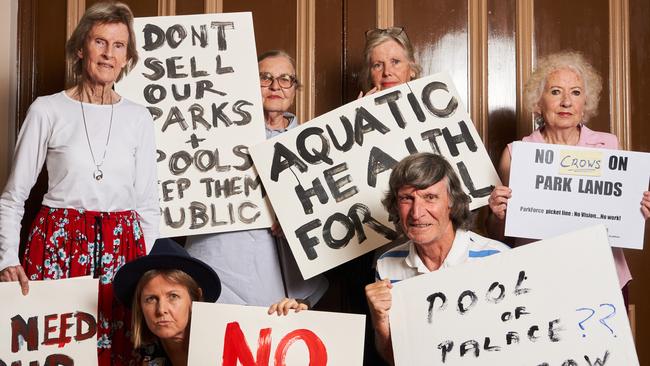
[390,225,638,365]
[506,141,649,249]
[187,303,365,365]
[0,277,99,366]
[116,13,273,238]
[249,73,501,279]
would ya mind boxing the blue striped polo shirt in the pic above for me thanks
[376,229,510,283]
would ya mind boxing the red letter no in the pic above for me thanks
[222,323,327,366]
[275,329,327,366]
[222,322,272,366]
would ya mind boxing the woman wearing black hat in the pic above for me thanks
[113,238,221,366]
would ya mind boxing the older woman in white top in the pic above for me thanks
[0,2,159,365]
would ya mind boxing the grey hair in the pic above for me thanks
[524,50,602,126]
[382,153,471,234]
[65,1,138,86]
[360,27,422,91]
[258,49,302,89]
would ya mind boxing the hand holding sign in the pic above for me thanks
[642,191,650,219]
[0,264,29,295]
[487,185,512,221]
[364,279,393,362]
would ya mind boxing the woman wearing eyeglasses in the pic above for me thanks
[359,27,422,96]
[184,50,328,315]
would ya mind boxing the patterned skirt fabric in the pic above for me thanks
[23,206,146,366]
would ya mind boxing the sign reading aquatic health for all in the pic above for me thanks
[116,13,273,238]
[0,276,99,366]
[390,225,638,365]
[505,141,650,249]
[249,73,501,279]
[187,303,365,365]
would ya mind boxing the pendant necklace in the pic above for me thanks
[80,94,114,181]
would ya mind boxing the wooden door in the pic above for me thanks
[15,0,650,362]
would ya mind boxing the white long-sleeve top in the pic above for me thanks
[0,91,160,271]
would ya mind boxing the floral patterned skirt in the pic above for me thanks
[23,206,146,366]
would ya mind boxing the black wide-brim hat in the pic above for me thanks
[113,238,221,307]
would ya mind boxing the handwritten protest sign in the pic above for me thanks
[116,13,272,237]
[249,73,501,278]
[0,277,98,366]
[390,225,638,365]
[505,141,649,249]
[187,303,365,365]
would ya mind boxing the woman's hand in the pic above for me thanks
[0,265,29,295]
[488,185,512,220]
[642,191,650,220]
[270,222,285,238]
[268,297,309,316]
[357,87,378,99]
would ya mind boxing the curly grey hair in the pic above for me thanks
[524,50,602,126]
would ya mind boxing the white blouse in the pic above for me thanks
[0,91,160,271]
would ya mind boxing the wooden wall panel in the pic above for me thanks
[17,0,67,125]
[533,0,611,135]
[342,0,376,104]
[314,0,343,117]
[486,0,517,164]
[629,0,650,153]
[13,0,650,362]
[626,0,650,362]
[223,0,296,58]
[16,0,68,256]
[85,0,158,17]
[395,0,469,106]
[176,0,206,15]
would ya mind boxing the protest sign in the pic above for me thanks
[116,13,272,238]
[505,141,649,249]
[390,225,638,365]
[0,276,99,366]
[187,303,365,365]
[249,73,501,278]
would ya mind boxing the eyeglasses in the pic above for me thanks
[365,26,405,40]
[259,72,297,89]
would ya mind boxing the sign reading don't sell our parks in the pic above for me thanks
[116,13,273,238]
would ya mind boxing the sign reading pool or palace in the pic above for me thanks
[249,73,501,279]
[390,226,638,365]
[116,13,272,238]
[505,141,650,249]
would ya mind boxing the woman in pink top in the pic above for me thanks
[487,51,650,297]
